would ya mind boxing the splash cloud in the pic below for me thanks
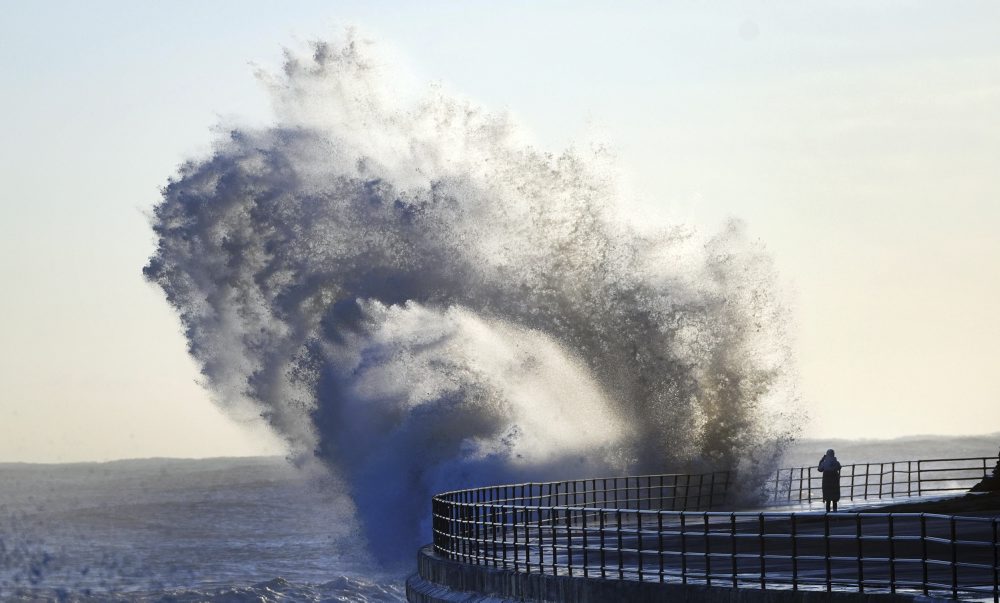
[145,32,799,563]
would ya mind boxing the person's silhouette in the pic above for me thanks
[818,449,842,512]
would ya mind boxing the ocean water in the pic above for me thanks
[782,433,1000,469]
[3,435,996,601]
[0,457,405,602]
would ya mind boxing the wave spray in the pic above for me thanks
[145,33,798,564]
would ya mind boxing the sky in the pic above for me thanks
[1,1,998,462]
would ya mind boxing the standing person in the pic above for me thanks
[818,449,842,512]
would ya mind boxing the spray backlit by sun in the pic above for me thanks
[145,31,799,563]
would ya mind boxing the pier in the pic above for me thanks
[407,456,999,602]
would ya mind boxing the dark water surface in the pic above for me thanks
[0,457,404,601]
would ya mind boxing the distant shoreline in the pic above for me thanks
[0,455,286,468]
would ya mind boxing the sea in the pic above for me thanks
[0,457,404,602]
[1,434,996,602]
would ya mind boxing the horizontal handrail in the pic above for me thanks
[768,456,996,506]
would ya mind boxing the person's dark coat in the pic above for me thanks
[818,450,842,502]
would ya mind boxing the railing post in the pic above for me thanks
[483,490,491,563]
[888,514,896,594]
[824,511,832,592]
[917,460,923,497]
[864,463,871,500]
[431,498,438,552]
[680,512,688,585]
[907,460,913,498]
[704,512,712,586]
[951,515,958,599]
[461,493,468,561]
[566,506,574,577]
[856,513,864,593]
[791,512,798,591]
[455,497,461,558]
[524,504,531,572]
[536,503,544,574]
[879,462,885,499]
[582,507,589,578]
[599,509,606,579]
[468,495,474,561]
[512,505,519,571]
[637,511,644,581]
[476,502,491,565]
[731,513,738,588]
[616,509,624,579]
[849,464,855,501]
[539,507,559,576]
[920,513,928,596]
[483,502,489,566]
[492,504,499,567]
[435,497,442,554]
[551,506,558,575]
[474,491,481,564]
[992,518,998,603]
[659,511,665,583]
[456,493,463,561]
[456,497,463,560]
[758,513,765,590]
[501,505,508,568]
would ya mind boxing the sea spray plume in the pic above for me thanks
[145,33,798,563]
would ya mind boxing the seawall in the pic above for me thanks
[406,545,948,603]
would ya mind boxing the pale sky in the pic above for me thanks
[1,1,998,462]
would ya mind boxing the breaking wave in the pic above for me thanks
[145,31,799,564]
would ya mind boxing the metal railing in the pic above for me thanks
[768,457,996,506]
[431,458,1000,600]
[438,471,731,513]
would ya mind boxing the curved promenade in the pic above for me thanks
[407,457,999,602]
